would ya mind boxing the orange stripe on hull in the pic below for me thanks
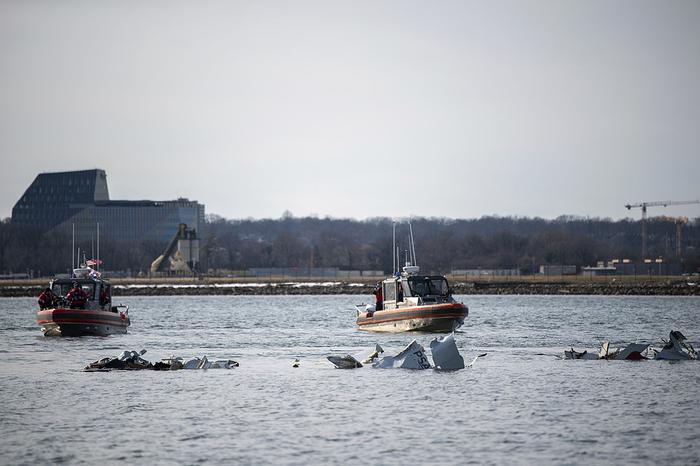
[357,312,466,326]
[38,317,129,326]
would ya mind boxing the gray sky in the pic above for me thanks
[2,0,699,221]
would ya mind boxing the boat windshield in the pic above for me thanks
[52,281,96,299]
[407,277,449,297]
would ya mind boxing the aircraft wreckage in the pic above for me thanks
[84,349,239,371]
[563,330,697,361]
[326,333,486,370]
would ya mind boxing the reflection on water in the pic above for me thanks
[1,295,699,465]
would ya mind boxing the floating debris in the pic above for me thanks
[653,331,697,360]
[168,356,239,370]
[564,342,650,360]
[602,342,650,360]
[84,350,238,371]
[83,349,150,371]
[359,344,384,364]
[564,348,598,360]
[326,338,482,371]
[563,330,697,361]
[327,355,363,369]
[327,344,384,369]
[430,333,465,370]
[466,353,488,368]
[292,358,300,368]
[372,340,432,370]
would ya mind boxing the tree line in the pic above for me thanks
[1,215,699,277]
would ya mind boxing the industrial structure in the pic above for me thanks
[11,169,205,243]
[624,199,700,259]
[150,224,200,275]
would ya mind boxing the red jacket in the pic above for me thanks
[38,291,54,309]
[67,288,88,308]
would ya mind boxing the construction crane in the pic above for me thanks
[656,216,690,258]
[674,216,688,259]
[624,200,700,258]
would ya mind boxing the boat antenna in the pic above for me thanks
[392,221,396,274]
[408,220,417,266]
[396,245,399,274]
[72,223,75,271]
[96,222,100,271]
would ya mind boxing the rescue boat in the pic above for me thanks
[356,269,468,333]
[355,222,468,333]
[36,267,130,337]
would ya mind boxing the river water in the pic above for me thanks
[1,295,699,465]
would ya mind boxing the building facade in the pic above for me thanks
[11,169,205,243]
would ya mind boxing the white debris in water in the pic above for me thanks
[654,331,697,360]
[429,333,465,370]
[373,340,431,370]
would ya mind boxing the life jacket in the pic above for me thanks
[67,288,88,308]
[38,292,53,308]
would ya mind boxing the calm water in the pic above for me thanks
[1,295,699,465]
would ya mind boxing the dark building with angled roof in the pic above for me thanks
[12,169,205,243]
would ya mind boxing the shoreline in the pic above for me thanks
[1,279,698,297]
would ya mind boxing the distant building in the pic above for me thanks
[582,260,682,276]
[245,267,381,278]
[613,261,681,276]
[451,268,521,277]
[581,266,617,277]
[539,265,577,275]
[11,169,205,243]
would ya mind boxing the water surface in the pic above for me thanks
[1,295,699,465]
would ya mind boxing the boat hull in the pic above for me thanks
[37,308,130,337]
[356,302,468,333]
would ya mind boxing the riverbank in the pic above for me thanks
[1,277,698,296]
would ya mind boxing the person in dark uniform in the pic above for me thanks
[99,285,111,309]
[373,283,383,311]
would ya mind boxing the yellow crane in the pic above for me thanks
[624,200,699,258]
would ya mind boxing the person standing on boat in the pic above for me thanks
[99,284,111,309]
[38,287,56,310]
[374,283,383,311]
[67,282,88,309]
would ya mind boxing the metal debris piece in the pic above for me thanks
[430,333,465,370]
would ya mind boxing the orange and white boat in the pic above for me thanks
[356,271,468,333]
[37,267,130,337]
[356,223,468,333]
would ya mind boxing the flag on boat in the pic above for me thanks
[86,259,103,266]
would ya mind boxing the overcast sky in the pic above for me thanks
[2,0,699,221]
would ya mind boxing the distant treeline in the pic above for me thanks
[2,215,699,277]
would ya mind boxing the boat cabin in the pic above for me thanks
[381,274,452,309]
[50,270,112,310]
